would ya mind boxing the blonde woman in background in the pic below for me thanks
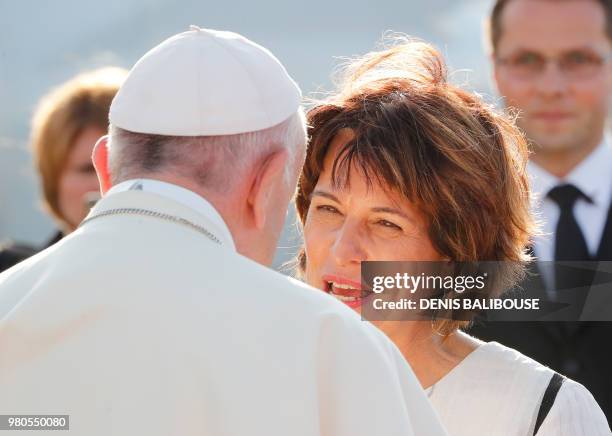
[0,67,126,272]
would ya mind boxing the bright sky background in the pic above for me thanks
[0,0,495,269]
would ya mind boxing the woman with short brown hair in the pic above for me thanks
[296,38,609,435]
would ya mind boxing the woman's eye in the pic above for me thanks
[316,204,341,214]
[377,219,402,231]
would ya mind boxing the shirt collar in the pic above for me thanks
[528,137,612,207]
[107,178,235,250]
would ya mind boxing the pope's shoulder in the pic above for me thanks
[0,220,378,339]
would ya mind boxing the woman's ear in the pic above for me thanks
[247,149,289,230]
[92,135,112,195]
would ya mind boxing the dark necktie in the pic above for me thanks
[547,184,594,304]
[548,184,592,262]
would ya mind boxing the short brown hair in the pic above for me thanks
[30,67,127,226]
[295,39,534,334]
[488,0,612,54]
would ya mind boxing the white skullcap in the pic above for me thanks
[109,26,301,136]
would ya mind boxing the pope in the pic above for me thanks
[0,26,447,436]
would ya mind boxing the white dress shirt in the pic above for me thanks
[425,342,610,436]
[528,139,612,289]
[529,139,612,261]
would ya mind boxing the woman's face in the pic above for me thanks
[303,129,442,309]
[57,126,104,231]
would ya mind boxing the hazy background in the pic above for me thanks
[0,0,496,270]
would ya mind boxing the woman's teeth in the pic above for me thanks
[327,281,360,302]
[330,282,357,290]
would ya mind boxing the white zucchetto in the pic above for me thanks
[110,25,301,136]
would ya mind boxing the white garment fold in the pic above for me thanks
[425,341,610,436]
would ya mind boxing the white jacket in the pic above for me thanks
[0,185,446,436]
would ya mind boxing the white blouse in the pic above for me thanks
[424,341,610,436]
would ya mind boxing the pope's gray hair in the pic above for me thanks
[107,108,307,191]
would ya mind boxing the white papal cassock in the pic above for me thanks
[0,180,447,436]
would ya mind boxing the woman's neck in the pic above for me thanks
[375,321,482,389]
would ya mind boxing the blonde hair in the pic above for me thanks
[30,67,127,226]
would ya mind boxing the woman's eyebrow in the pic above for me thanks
[371,206,415,224]
[311,192,416,223]
[311,190,341,203]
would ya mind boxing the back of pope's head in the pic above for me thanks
[93,26,307,265]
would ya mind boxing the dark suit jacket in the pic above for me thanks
[469,202,612,424]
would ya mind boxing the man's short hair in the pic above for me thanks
[108,109,306,191]
[487,0,612,54]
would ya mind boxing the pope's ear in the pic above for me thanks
[247,149,289,231]
[92,135,112,195]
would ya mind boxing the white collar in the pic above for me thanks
[528,138,612,206]
[106,178,235,250]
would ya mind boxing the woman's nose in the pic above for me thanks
[331,220,368,266]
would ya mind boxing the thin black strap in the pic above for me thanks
[533,372,565,435]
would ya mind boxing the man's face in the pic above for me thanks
[493,0,612,152]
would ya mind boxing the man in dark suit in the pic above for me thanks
[470,0,612,422]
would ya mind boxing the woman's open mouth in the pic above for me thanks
[322,275,364,309]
